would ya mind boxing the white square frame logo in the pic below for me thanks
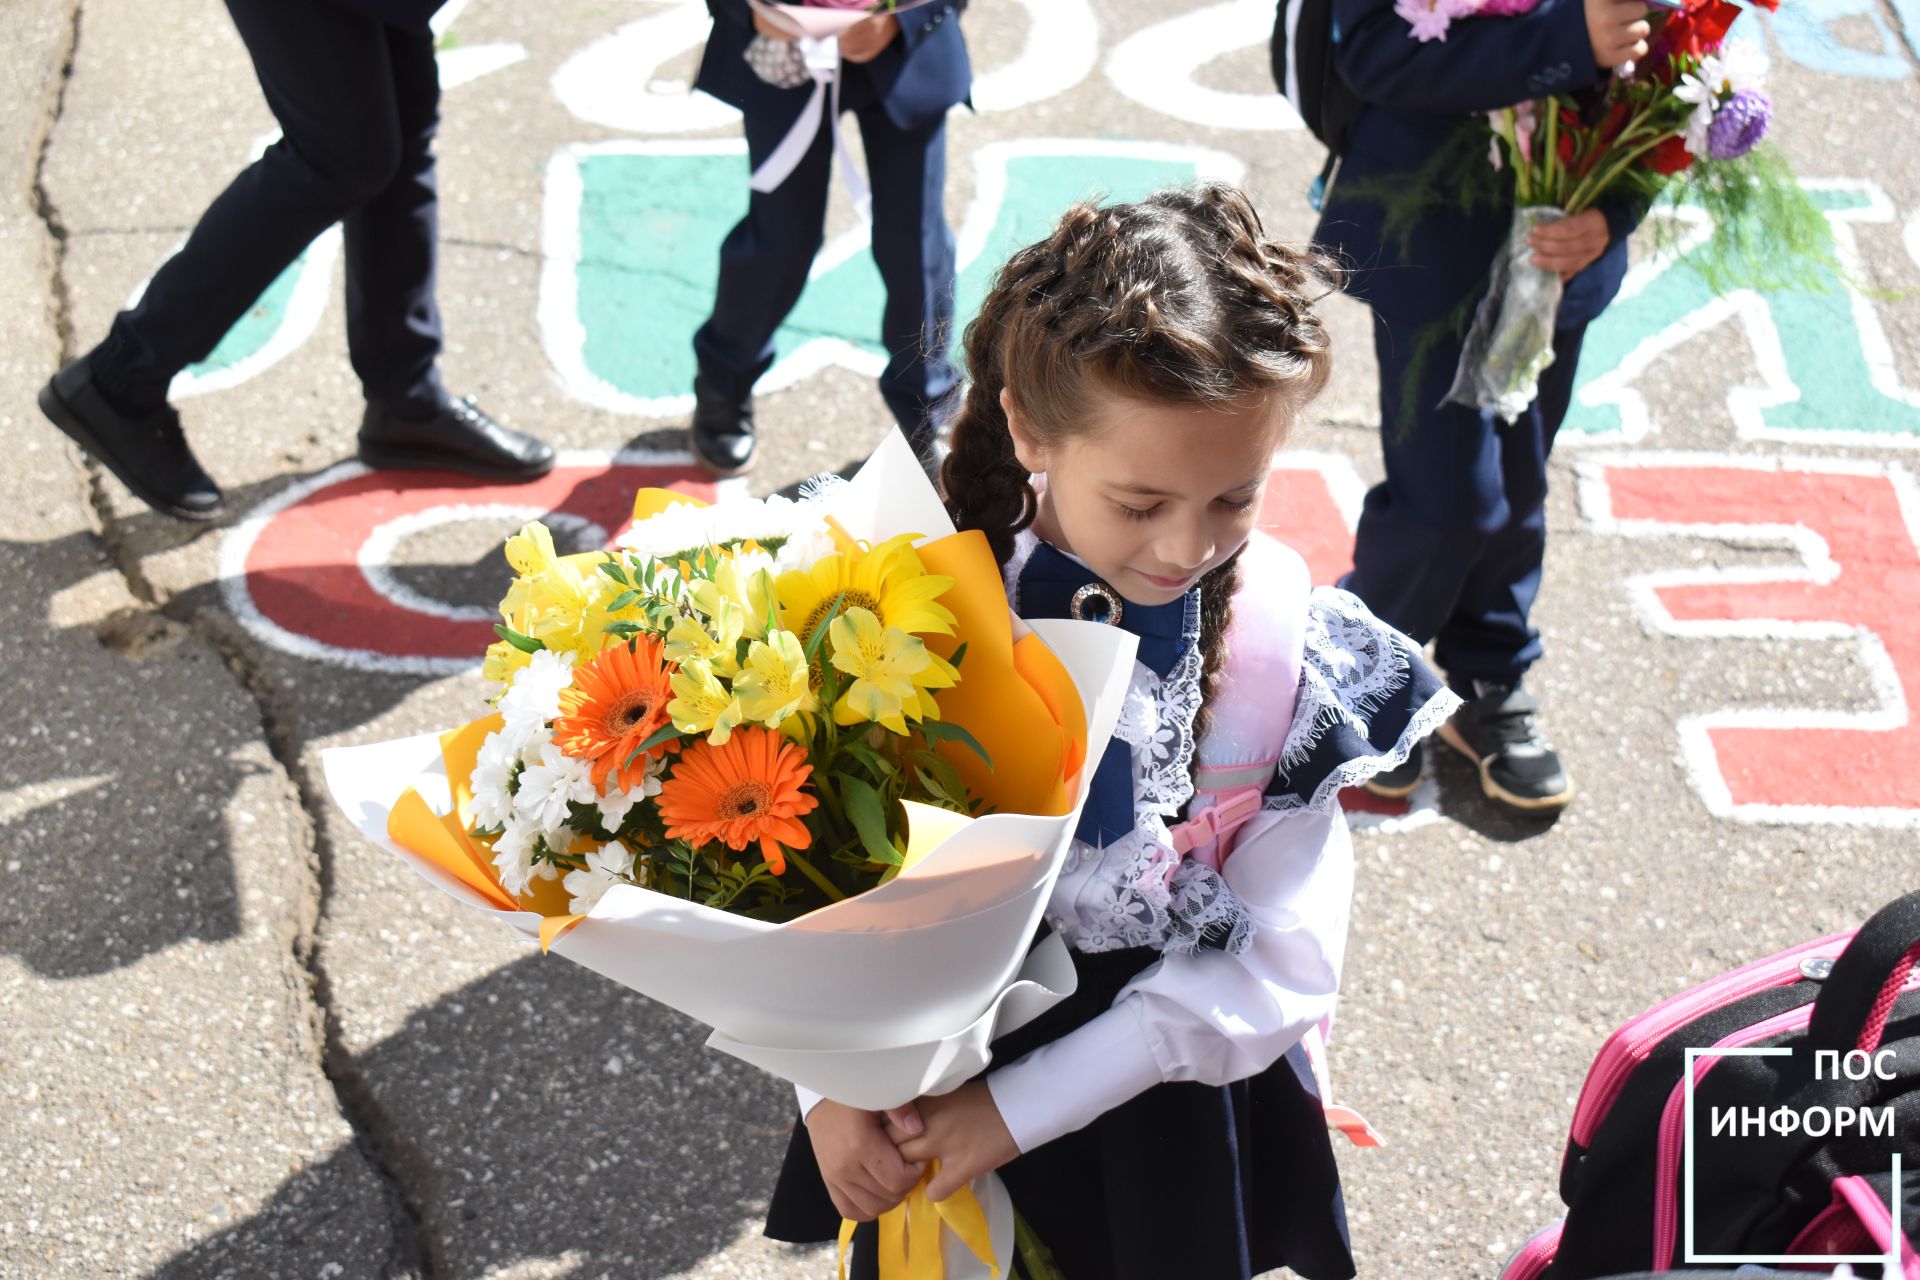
[1683,1046,1907,1270]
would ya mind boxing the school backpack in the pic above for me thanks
[1500,888,1920,1280]
[1269,0,1363,158]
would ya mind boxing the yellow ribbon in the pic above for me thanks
[838,1163,999,1280]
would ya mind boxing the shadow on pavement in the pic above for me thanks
[151,954,823,1279]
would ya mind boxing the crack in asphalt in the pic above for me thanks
[28,8,444,1276]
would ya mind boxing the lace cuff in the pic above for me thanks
[1269,588,1461,814]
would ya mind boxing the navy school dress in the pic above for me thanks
[766,535,1451,1278]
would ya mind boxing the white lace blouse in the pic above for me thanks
[985,531,1460,1152]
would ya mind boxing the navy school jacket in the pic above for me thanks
[328,0,446,27]
[698,0,971,133]
[1312,0,1644,330]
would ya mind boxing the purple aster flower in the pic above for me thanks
[1707,89,1771,160]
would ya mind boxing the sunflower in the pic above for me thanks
[774,533,957,660]
[551,635,677,793]
[656,725,817,874]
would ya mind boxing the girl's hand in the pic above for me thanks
[839,12,900,62]
[1529,209,1611,283]
[808,1101,927,1221]
[753,10,800,41]
[892,1083,1020,1202]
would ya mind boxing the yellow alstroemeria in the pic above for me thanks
[668,658,746,745]
[689,557,780,641]
[503,520,558,577]
[733,629,818,728]
[664,597,744,677]
[827,608,936,735]
[482,639,532,688]
[520,560,602,660]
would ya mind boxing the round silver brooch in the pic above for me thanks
[1069,581,1124,626]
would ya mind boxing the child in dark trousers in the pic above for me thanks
[1311,0,1654,811]
[688,0,970,477]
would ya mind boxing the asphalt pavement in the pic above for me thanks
[3,0,1918,1276]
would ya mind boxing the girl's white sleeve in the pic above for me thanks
[985,805,1352,1153]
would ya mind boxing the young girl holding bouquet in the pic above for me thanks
[762,184,1461,1278]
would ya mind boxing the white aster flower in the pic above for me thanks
[563,841,638,915]
[498,648,575,736]
[469,730,520,830]
[1720,38,1766,93]
[1674,57,1722,155]
[492,817,539,897]
[513,741,598,832]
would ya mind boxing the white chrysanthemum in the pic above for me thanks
[596,757,663,832]
[498,648,575,736]
[564,841,638,915]
[492,818,539,897]
[469,730,520,830]
[517,723,554,769]
[617,489,836,560]
[513,741,597,832]
[772,521,840,573]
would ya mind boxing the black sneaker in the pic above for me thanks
[38,356,225,521]
[689,375,755,477]
[1362,741,1424,799]
[1439,681,1574,812]
[359,396,555,480]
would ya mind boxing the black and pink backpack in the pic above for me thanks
[1502,889,1920,1279]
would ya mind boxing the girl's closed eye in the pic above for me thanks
[1118,502,1159,522]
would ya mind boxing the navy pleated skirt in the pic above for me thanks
[764,944,1356,1279]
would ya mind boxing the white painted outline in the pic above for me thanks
[971,0,1100,113]
[542,137,1248,418]
[438,42,530,91]
[1684,1048,1904,1272]
[218,448,745,676]
[550,0,741,136]
[1104,0,1306,132]
[1578,450,1920,827]
[1565,179,1920,450]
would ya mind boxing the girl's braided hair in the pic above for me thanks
[940,183,1338,724]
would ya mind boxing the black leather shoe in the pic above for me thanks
[37,356,224,522]
[359,396,556,480]
[689,376,755,477]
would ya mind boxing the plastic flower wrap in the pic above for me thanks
[1442,0,1824,415]
[324,426,1133,1095]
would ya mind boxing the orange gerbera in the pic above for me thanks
[657,725,817,874]
[552,635,677,793]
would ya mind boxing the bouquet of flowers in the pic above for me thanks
[324,429,1134,1278]
[1435,0,1824,417]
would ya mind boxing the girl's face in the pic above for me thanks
[1003,386,1287,608]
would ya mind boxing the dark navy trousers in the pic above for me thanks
[1341,315,1587,690]
[90,0,447,416]
[693,88,958,443]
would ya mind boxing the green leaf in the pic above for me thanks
[624,722,683,770]
[603,620,643,637]
[947,641,968,670]
[493,623,545,654]
[599,559,630,587]
[839,775,902,866]
[607,589,641,613]
[845,742,896,783]
[917,719,993,771]
[803,591,847,663]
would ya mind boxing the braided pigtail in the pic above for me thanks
[944,183,1337,734]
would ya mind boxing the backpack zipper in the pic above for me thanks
[1569,932,1849,1148]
